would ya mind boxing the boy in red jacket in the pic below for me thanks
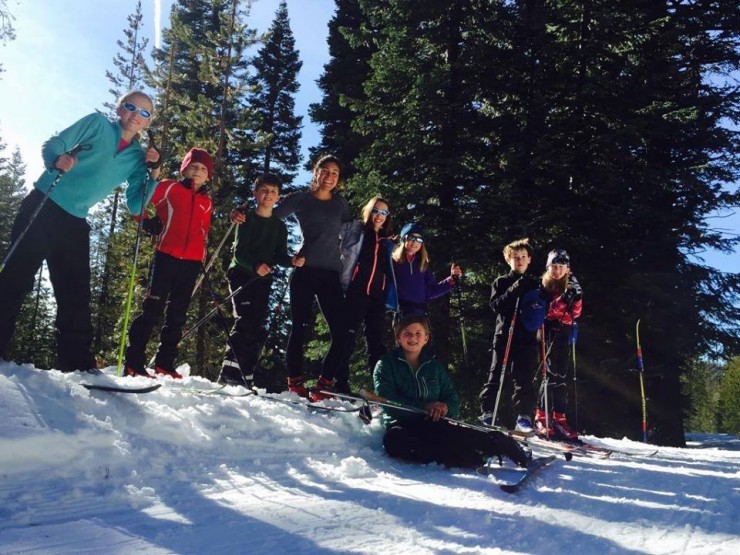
[124,148,214,378]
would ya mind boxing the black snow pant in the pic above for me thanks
[0,189,96,371]
[124,251,200,373]
[221,268,272,382]
[335,290,387,392]
[538,321,574,414]
[285,266,346,380]
[383,417,526,468]
[479,323,538,417]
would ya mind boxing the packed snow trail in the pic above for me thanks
[1,362,739,554]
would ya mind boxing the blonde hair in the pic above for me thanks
[503,237,533,262]
[392,239,429,271]
[116,90,154,141]
[309,154,343,193]
[360,196,392,235]
[541,271,571,296]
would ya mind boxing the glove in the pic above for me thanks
[142,215,163,236]
[562,275,583,303]
[511,275,539,294]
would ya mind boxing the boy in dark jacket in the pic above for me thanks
[218,174,299,387]
[479,238,543,433]
[123,148,214,379]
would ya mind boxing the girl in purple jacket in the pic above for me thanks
[389,223,462,317]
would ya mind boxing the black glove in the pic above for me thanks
[142,215,163,236]
[562,275,583,303]
[511,275,539,294]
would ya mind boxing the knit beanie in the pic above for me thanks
[399,222,424,242]
[546,249,570,267]
[180,148,214,179]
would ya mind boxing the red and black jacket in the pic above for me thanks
[143,178,212,262]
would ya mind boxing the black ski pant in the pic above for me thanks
[479,326,538,417]
[286,266,346,380]
[538,322,573,414]
[335,290,386,392]
[383,418,524,468]
[222,268,272,381]
[0,189,96,371]
[124,251,200,372]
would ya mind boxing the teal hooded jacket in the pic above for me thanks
[373,347,461,428]
[34,112,157,218]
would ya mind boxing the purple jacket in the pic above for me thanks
[391,255,455,314]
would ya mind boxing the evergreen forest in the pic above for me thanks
[1,0,739,446]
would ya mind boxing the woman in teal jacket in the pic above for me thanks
[0,90,160,373]
[373,314,528,468]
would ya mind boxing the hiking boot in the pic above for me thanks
[125,366,154,379]
[488,430,530,468]
[479,412,494,427]
[515,414,534,436]
[155,366,183,379]
[287,376,309,398]
[310,376,335,402]
[218,360,250,387]
[552,411,578,440]
[534,408,555,438]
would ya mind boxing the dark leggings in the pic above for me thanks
[286,266,346,379]
[0,189,96,371]
[383,418,523,468]
[125,251,200,372]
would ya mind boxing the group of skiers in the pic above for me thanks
[0,90,583,470]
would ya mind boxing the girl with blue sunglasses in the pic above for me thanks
[0,90,161,373]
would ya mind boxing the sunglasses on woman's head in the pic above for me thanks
[404,235,424,244]
[372,208,390,217]
[122,102,152,119]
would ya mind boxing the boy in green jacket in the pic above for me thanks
[218,173,300,387]
[373,314,529,468]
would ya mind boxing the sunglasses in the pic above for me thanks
[372,208,390,217]
[122,102,152,119]
[404,235,424,244]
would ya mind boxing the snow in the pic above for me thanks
[1,362,739,555]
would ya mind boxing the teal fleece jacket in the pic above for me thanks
[373,347,461,428]
[34,112,157,218]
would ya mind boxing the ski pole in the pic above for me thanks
[570,322,579,432]
[197,262,254,383]
[191,221,236,298]
[492,297,520,426]
[116,131,159,376]
[452,268,469,367]
[636,319,648,443]
[0,143,92,274]
[145,275,260,368]
[540,324,551,434]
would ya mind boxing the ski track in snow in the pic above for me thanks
[1,362,739,554]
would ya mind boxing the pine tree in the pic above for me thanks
[0,143,25,253]
[147,0,259,378]
[308,0,375,179]
[92,0,153,364]
[0,0,16,76]
[244,0,303,188]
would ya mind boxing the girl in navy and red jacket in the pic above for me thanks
[124,148,214,379]
[335,196,394,392]
[534,249,583,440]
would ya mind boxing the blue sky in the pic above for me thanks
[0,0,737,274]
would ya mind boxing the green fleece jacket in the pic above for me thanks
[373,347,460,428]
[34,112,156,218]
